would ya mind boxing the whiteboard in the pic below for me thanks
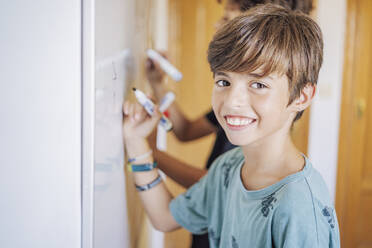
[93,0,150,247]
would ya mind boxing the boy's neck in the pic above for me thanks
[240,132,305,191]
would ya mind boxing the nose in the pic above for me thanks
[225,84,249,109]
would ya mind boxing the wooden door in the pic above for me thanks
[335,0,372,247]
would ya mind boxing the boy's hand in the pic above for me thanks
[122,101,161,143]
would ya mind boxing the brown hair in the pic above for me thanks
[229,0,313,14]
[207,4,323,122]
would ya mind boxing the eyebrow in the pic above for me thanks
[248,73,274,80]
[215,71,229,77]
[215,71,274,80]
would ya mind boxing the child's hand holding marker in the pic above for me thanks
[122,98,161,142]
[123,88,172,141]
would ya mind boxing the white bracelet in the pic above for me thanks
[128,150,153,163]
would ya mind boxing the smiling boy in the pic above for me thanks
[123,4,340,247]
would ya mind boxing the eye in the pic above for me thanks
[251,82,267,89]
[216,80,230,87]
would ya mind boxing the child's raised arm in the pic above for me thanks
[123,100,180,232]
[145,52,217,142]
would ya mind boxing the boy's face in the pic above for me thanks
[215,2,242,30]
[212,70,298,146]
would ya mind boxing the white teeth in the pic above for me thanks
[226,117,254,126]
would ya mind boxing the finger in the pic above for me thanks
[157,50,169,60]
[150,106,162,123]
[133,102,148,122]
[145,57,164,78]
[146,58,155,70]
[122,102,134,130]
[151,58,162,72]
[128,102,136,122]
[123,101,130,115]
[139,105,162,134]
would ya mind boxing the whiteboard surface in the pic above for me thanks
[94,0,136,247]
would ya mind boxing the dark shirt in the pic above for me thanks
[191,110,236,248]
[204,110,237,169]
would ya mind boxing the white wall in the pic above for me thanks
[0,1,82,247]
[308,0,347,202]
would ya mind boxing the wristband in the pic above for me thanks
[135,175,162,192]
[127,161,157,172]
[128,150,153,163]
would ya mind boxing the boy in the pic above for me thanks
[123,4,340,247]
[147,1,313,247]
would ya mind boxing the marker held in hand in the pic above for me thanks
[132,88,172,131]
[147,49,183,82]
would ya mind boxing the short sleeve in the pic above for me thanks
[169,151,232,235]
[272,197,340,248]
[316,205,340,248]
[169,173,210,234]
[272,204,318,247]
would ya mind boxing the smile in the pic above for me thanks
[224,115,256,130]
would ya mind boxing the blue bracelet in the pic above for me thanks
[135,175,162,192]
[127,162,157,172]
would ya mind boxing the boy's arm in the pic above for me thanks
[123,101,180,232]
[146,55,218,141]
[126,139,180,232]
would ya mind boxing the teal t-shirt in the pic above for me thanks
[170,147,340,248]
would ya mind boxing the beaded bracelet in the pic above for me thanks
[135,175,162,192]
[127,161,157,172]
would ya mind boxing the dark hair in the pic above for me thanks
[208,4,323,122]
[229,0,313,14]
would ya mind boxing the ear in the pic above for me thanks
[291,83,316,112]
